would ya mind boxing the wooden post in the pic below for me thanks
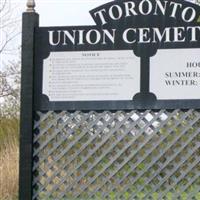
[19,2,39,198]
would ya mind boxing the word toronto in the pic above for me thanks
[49,0,200,46]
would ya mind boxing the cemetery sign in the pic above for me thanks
[19,0,200,199]
[34,0,200,110]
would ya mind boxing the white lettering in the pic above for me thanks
[109,5,123,20]
[139,0,153,15]
[49,31,61,46]
[139,28,151,43]
[182,7,196,22]
[152,28,171,43]
[174,27,185,42]
[86,29,101,44]
[63,30,76,45]
[169,2,182,18]
[123,28,136,43]
[124,1,137,16]
[187,26,200,41]
[102,29,116,44]
[78,30,84,45]
[154,0,168,15]
[93,9,107,25]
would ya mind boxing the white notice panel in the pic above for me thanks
[43,50,140,101]
[150,49,200,100]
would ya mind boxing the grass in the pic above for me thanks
[0,117,19,200]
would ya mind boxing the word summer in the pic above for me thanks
[49,26,200,46]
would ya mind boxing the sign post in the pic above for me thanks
[19,1,39,199]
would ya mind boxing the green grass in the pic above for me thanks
[37,191,200,200]
[0,117,19,200]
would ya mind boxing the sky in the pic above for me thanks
[18,0,197,26]
[19,0,112,26]
[37,0,113,26]
[0,0,112,67]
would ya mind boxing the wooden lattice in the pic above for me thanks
[32,110,200,200]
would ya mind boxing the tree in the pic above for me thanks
[0,0,21,55]
[0,0,21,117]
[0,60,20,118]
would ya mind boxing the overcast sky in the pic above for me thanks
[0,0,112,66]
[21,0,112,26]
[21,0,197,26]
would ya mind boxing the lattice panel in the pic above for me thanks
[33,110,200,200]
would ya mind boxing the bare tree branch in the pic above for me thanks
[0,32,20,53]
[0,0,21,55]
[0,19,21,29]
[0,0,21,117]
[0,0,7,13]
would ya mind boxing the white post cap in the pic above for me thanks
[26,0,35,12]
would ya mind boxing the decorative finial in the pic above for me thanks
[26,0,35,12]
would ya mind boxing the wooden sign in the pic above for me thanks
[33,0,200,110]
